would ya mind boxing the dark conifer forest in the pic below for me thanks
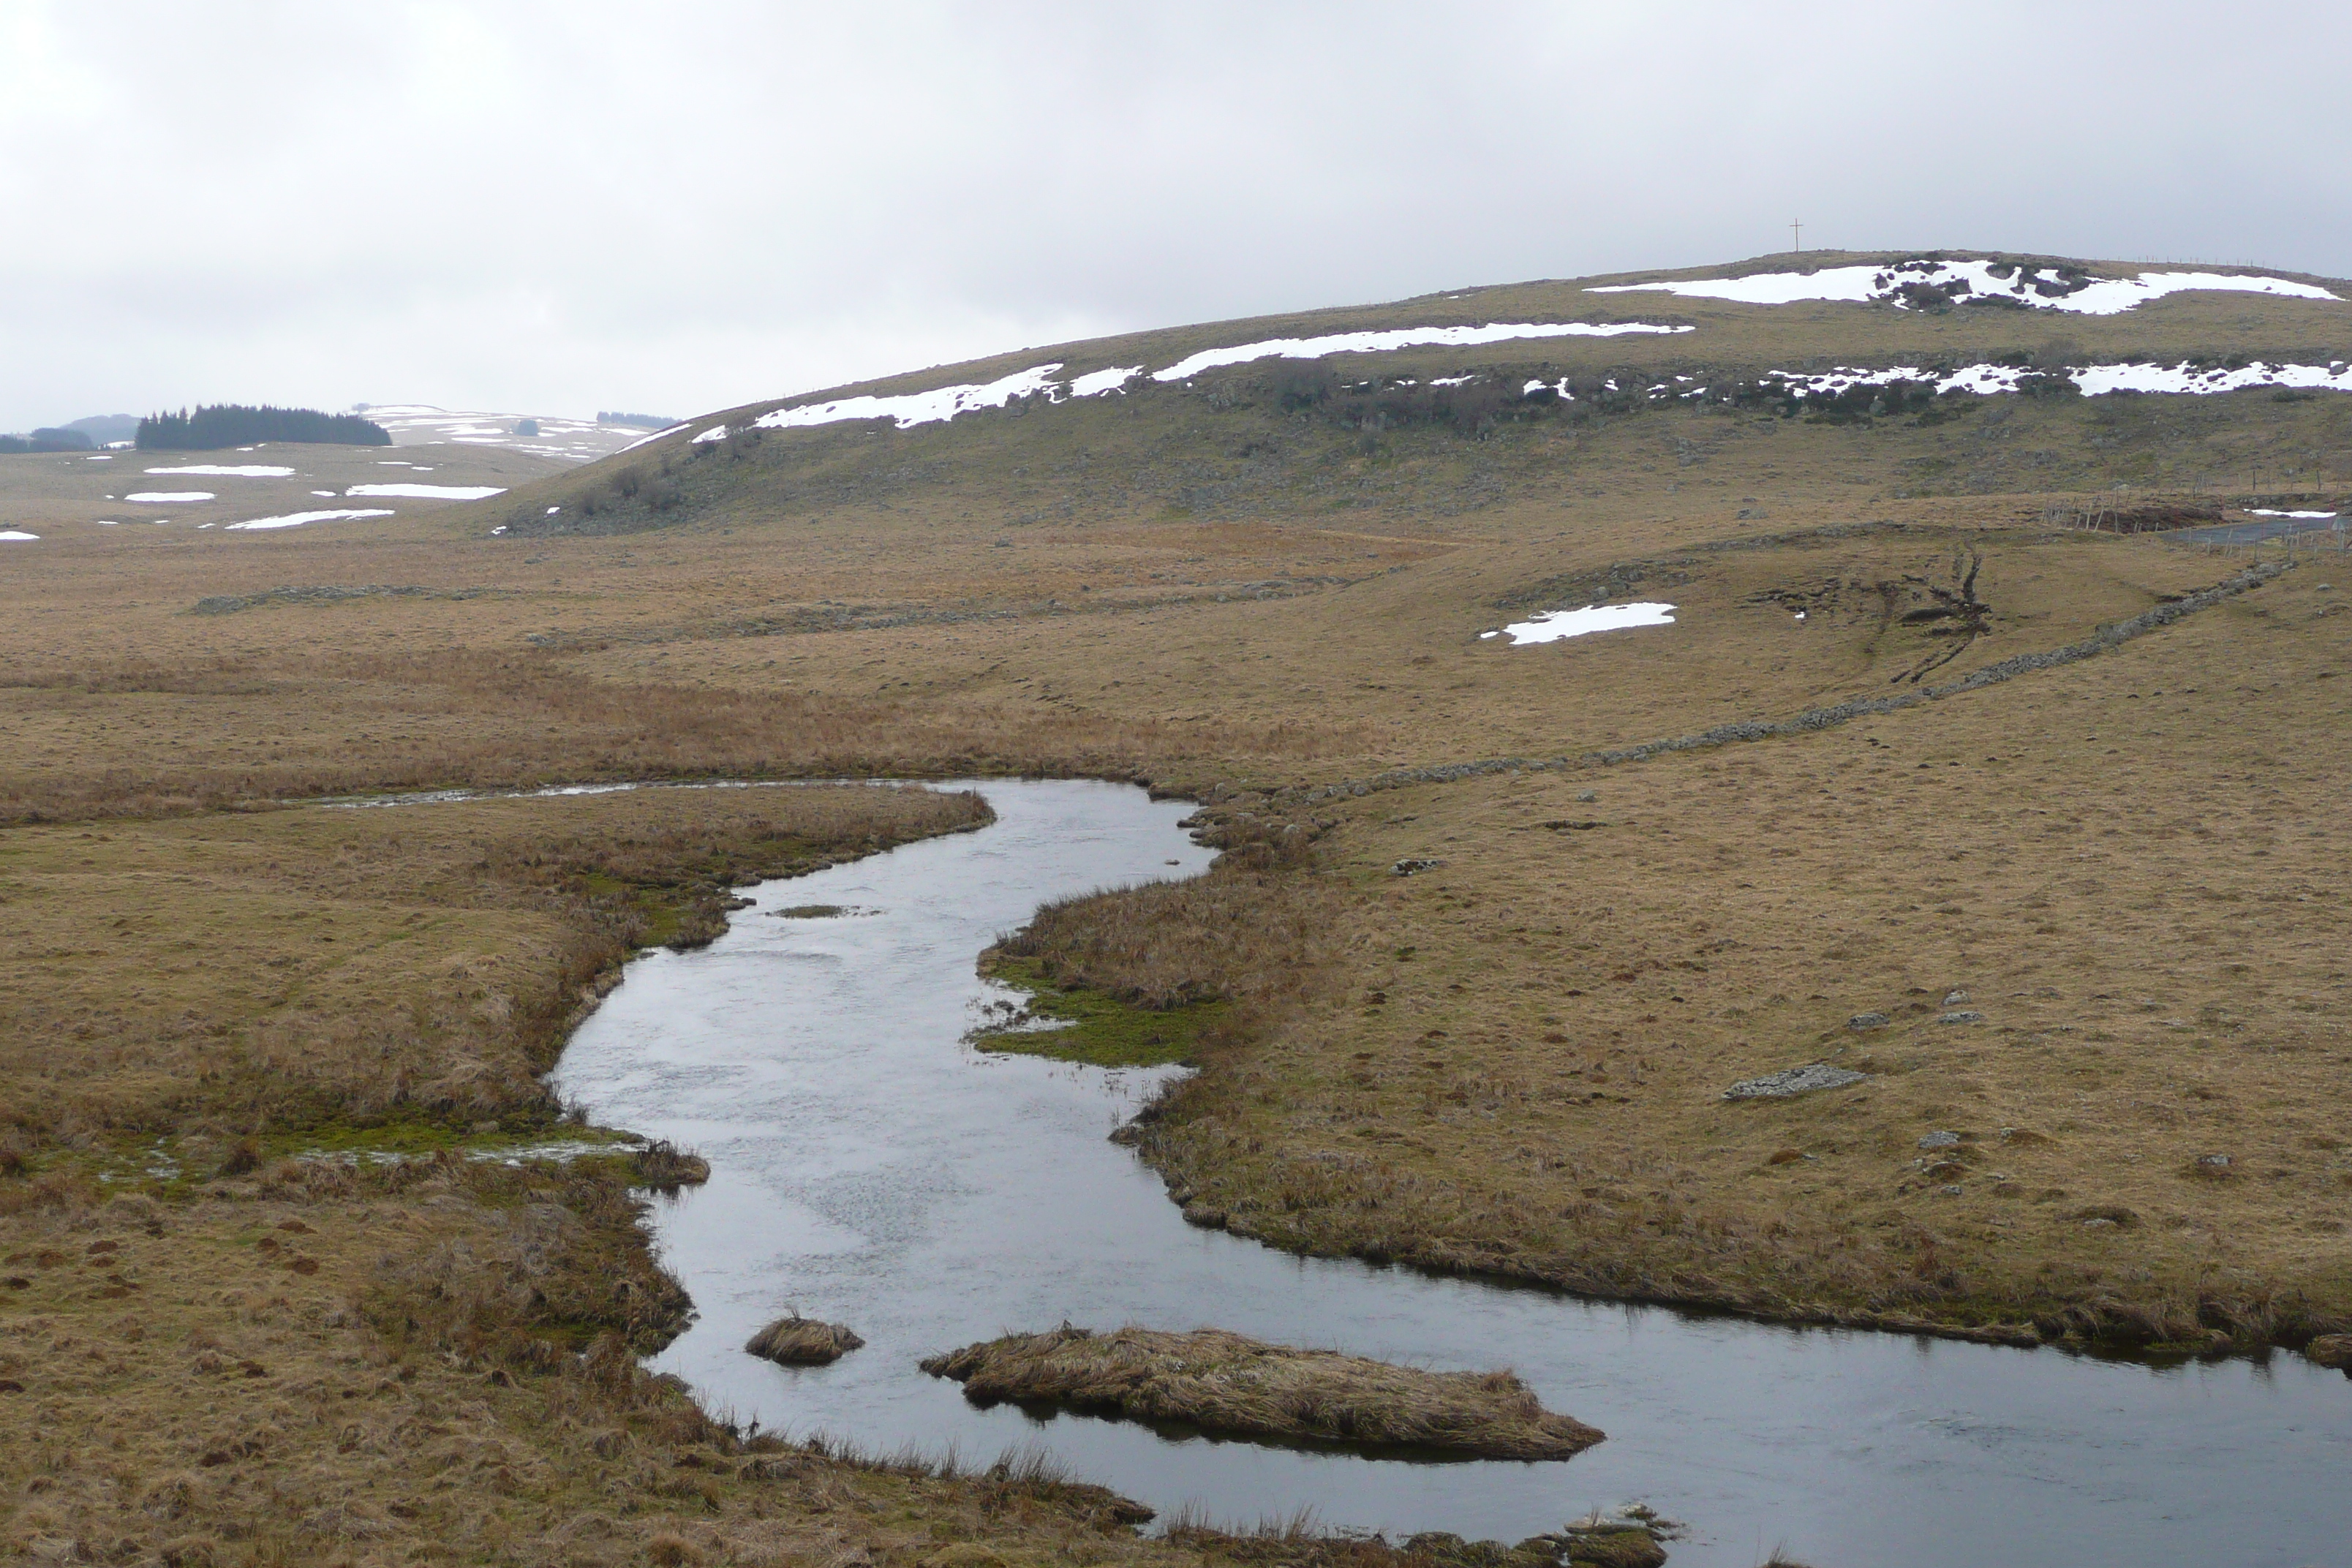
[136,404,392,450]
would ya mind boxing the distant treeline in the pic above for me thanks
[137,404,392,451]
[0,426,97,453]
[598,410,674,429]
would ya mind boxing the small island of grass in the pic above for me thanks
[971,954,1226,1068]
[919,1324,1602,1460]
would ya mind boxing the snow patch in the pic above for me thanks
[1752,359,2352,403]
[693,424,728,443]
[621,421,694,451]
[355,405,653,461]
[2247,508,2338,519]
[1485,602,1678,644]
[0,529,39,542]
[1152,321,1689,382]
[1592,258,2340,315]
[222,508,396,532]
[1070,365,1141,398]
[344,483,507,500]
[126,491,214,502]
[752,364,1068,434]
[143,464,296,477]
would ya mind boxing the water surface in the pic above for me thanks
[552,779,2351,1568]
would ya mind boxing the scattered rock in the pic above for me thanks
[1943,989,1972,1006]
[745,1314,864,1366]
[1574,790,1599,803]
[1553,1504,1682,1568]
[2305,1334,2352,1370]
[1847,1011,1889,1030]
[1564,1533,1667,1568]
[1391,858,1444,877]
[1918,1130,1961,1150]
[1937,1010,1986,1025]
[1722,1063,1869,1100]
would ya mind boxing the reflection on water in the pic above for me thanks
[552,780,2352,1568]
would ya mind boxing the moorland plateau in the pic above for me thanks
[1,250,2347,1566]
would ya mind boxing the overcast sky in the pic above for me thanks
[6,1,2348,431]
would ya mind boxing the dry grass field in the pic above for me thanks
[0,441,566,539]
[0,785,990,1145]
[2,254,2348,1561]
[1123,557,2351,1349]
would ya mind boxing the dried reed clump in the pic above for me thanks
[993,857,1339,1014]
[366,1161,692,1357]
[745,1314,865,1366]
[919,1325,1601,1460]
[1562,1534,1668,1568]
[632,1140,712,1191]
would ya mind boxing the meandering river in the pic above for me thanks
[550,779,2351,1567]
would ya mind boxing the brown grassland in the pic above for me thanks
[1,254,2348,1563]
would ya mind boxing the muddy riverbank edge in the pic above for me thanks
[1119,1103,2352,1361]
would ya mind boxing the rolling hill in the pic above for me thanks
[499,249,2352,539]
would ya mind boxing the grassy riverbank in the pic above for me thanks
[1017,555,2352,1353]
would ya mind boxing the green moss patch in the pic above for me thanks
[974,956,1226,1068]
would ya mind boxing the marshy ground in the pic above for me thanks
[3,254,2349,1562]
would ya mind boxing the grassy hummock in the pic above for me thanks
[746,1313,865,1365]
[972,955,1227,1068]
[919,1324,1602,1460]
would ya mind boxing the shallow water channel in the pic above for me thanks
[550,780,2351,1567]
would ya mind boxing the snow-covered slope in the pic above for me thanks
[1592,257,2339,314]
[353,406,668,462]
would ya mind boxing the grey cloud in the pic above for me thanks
[4,0,2347,431]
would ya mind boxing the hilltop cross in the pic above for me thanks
[1790,219,1803,252]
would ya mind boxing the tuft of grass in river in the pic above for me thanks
[973,955,1229,1068]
